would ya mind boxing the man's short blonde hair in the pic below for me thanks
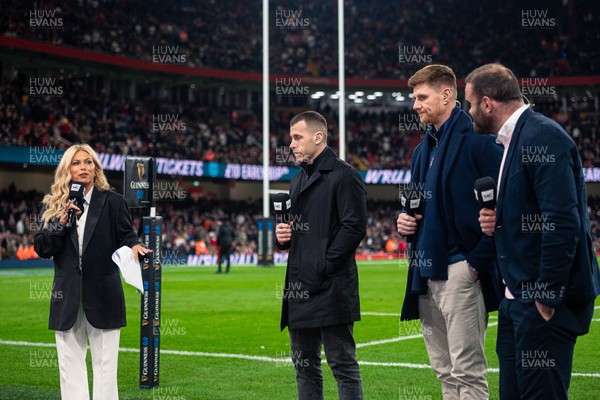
[408,64,457,98]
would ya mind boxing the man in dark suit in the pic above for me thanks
[397,64,502,400]
[216,218,235,273]
[465,63,600,400]
[34,144,149,400]
[275,111,367,400]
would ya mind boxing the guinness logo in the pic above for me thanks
[141,375,149,382]
[136,162,145,180]
[143,263,150,270]
[142,319,149,326]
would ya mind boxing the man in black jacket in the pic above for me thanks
[216,218,234,273]
[275,111,367,400]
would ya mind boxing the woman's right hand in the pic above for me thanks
[59,202,82,227]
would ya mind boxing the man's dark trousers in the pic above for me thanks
[289,323,363,400]
[217,246,232,273]
[496,298,594,399]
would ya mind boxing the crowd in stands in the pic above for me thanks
[0,185,261,261]
[2,184,599,261]
[589,197,600,252]
[0,186,40,260]
[1,0,599,262]
[2,69,599,172]
[532,94,600,168]
[2,0,599,79]
[0,185,409,261]
[0,71,419,169]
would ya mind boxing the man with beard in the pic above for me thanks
[466,63,599,400]
[397,64,502,399]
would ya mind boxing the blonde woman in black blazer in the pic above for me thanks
[34,144,150,400]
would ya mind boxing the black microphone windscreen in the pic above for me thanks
[401,188,422,215]
[474,177,496,209]
[69,181,85,199]
[272,193,291,223]
[66,181,85,228]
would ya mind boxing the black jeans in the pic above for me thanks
[289,323,364,400]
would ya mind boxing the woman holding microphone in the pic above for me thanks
[34,144,150,400]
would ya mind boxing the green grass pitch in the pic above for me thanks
[0,260,599,399]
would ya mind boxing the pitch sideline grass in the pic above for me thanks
[0,261,598,399]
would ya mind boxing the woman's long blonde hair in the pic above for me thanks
[41,144,110,227]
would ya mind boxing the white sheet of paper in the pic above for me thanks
[111,246,144,293]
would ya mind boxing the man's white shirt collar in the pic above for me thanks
[496,104,529,146]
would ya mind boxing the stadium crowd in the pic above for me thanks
[1,0,599,263]
[2,184,599,261]
[0,186,407,261]
[1,72,599,171]
[2,0,598,79]
[0,185,262,261]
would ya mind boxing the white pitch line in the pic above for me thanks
[355,322,499,349]
[356,335,423,348]
[359,361,431,369]
[361,312,400,317]
[1,339,599,378]
[362,312,501,320]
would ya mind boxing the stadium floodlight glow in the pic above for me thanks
[315,91,325,96]
[374,92,383,97]
[354,99,364,103]
[330,94,340,99]
[367,95,376,100]
[399,96,405,101]
[408,93,414,98]
[310,94,322,99]
[355,91,364,96]
[349,94,357,100]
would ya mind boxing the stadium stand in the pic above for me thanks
[4,1,598,78]
[0,0,599,262]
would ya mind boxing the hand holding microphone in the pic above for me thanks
[62,181,86,229]
[273,193,292,245]
[474,177,497,237]
[397,188,423,242]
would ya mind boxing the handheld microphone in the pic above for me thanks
[65,181,86,229]
[400,188,423,242]
[272,193,292,224]
[474,177,497,209]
